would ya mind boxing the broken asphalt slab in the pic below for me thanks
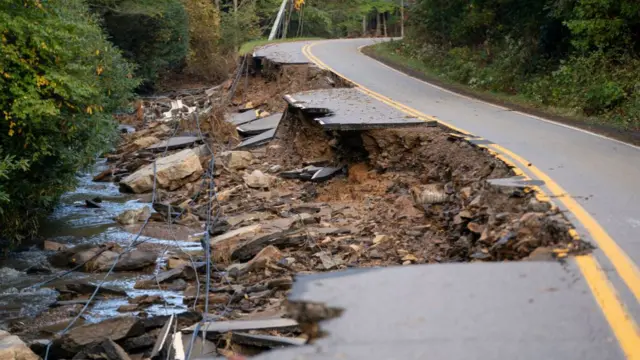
[284,88,434,130]
[146,136,203,152]
[227,110,261,126]
[253,260,623,360]
[235,128,277,150]
[237,113,282,136]
[253,41,317,65]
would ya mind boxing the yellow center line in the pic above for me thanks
[302,41,640,359]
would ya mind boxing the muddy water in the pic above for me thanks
[0,160,200,329]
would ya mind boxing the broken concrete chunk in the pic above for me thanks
[183,318,298,334]
[0,330,40,360]
[121,149,203,193]
[231,332,305,348]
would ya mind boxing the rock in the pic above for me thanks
[246,245,283,272]
[134,266,196,289]
[86,250,118,271]
[217,185,243,202]
[192,144,210,159]
[460,187,473,200]
[167,257,189,269]
[113,250,157,271]
[393,195,422,219]
[227,218,308,261]
[130,294,163,306]
[527,198,551,212]
[44,240,67,251]
[220,151,253,170]
[526,247,555,261]
[72,339,131,360]
[133,136,160,149]
[121,334,155,352]
[61,281,127,297]
[93,168,113,182]
[373,234,389,245]
[467,222,484,234]
[315,251,344,270]
[243,170,273,189]
[268,165,282,173]
[401,254,418,263]
[121,149,203,193]
[411,184,448,206]
[85,199,101,208]
[116,206,151,225]
[117,304,139,313]
[0,330,39,360]
[57,317,143,355]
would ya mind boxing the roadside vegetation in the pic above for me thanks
[372,0,640,132]
[0,0,403,246]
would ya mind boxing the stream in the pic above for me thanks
[0,159,202,330]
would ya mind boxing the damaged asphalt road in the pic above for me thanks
[3,40,635,360]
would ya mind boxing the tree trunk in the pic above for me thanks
[283,0,294,39]
[400,0,404,38]
[375,11,381,37]
[362,14,366,36]
[233,0,238,12]
[382,12,387,37]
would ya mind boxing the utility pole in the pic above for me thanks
[400,0,404,38]
[269,0,289,40]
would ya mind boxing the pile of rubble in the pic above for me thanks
[3,62,589,360]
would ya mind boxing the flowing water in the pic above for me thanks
[0,159,201,330]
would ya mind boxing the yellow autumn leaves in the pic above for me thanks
[294,0,304,11]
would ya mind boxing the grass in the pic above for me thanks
[363,42,640,145]
[238,37,323,55]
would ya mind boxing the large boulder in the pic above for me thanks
[0,331,39,360]
[120,149,203,193]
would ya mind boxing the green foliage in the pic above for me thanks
[89,0,189,89]
[182,0,229,82]
[218,2,262,53]
[400,0,640,130]
[0,0,138,244]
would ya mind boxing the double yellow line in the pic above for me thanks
[302,41,640,359]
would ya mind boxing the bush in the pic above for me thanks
[0,0,138,244]
[90,0,189,89]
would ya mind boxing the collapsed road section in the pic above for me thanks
[7,47,595,360]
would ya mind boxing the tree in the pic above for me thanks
[0,0,138,244]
